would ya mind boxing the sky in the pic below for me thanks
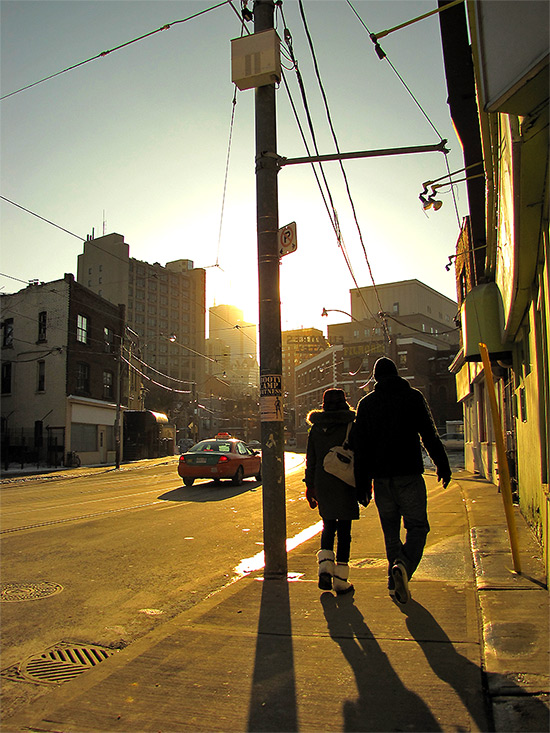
[1,0,468,335]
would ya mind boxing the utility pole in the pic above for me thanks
[254,0,287,578]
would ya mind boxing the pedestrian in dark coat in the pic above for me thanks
[351,357,451,604]
[304,389,365,594]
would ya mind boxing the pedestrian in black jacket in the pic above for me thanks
[351,357,451,604]
[304,389,364,595]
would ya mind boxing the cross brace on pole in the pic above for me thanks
[278,139,449,167]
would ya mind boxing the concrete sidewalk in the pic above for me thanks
[3,470,548,732]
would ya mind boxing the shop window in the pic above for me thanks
[72,423,97,452]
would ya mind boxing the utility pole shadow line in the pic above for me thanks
[247,578,298,732]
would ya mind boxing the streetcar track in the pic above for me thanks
[0,500,168,534]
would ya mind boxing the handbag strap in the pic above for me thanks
[343,422,352,448]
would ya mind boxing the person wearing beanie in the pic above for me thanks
[304,389,367,595]
[350,357,451,604]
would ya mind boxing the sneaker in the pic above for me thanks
[391,561,410,604]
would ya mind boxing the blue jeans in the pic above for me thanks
[374,475,430,585]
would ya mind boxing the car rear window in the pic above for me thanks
[190,441,232,453]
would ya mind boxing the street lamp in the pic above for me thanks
[321,307,363,323]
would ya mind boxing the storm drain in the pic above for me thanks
[1,582,63,602]
[349,557,386,569]
[1,643,116,686]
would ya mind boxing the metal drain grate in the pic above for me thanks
[1,582,63,602]
[349,557,386,569]
[1,642,116,685]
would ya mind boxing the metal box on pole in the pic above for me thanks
[231,29,281,91]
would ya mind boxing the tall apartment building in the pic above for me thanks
[77,233,206,404]
[207,304,258,390]
[282,328,328,436]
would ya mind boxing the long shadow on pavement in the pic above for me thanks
[247,578,299,732]
[158,481,260,502]
[321,592,442,732]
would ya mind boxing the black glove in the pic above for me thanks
[305,486,318,509]
[356,481,372,507]
[437,468,452,488]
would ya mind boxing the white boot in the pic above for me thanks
[333,562,354,595]
[317,550,335,590]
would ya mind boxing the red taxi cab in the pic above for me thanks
[177,433,262,487]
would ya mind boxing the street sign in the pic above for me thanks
[278,222,297,257]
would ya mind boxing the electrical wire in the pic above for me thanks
[0,196,85,240]
[345,0,462,226]
[0,1,232,101]
[296,0,391,341]
[122,347,196,385]
[277,5,381,327]
[0,195,257,347]
[120,355,192,394]
[215,88,238,269]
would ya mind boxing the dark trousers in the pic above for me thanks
[321,519,353,563]
[374,475,430,584]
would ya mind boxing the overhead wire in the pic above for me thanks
[0,195,256,345]
[345,0,462,226]
[295,0,391,340]
[276,4,381,326]
[0,0,232,101]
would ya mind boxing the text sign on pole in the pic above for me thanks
[278,221,297,257]
[260,374,283,421]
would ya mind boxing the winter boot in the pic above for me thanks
[317,550,335,590]
[333,562,354,595]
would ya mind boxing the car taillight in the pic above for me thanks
[218,455,229,463]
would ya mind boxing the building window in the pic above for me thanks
[103,370,114,400]
[76,362,90,392]
[104,327,114,353]
[37,360,45,391]
[71,423,97,452]
[38,311,47,342]
[3,318,13,348]
[1,362,12,393]
[77,315,88,343]
[393,302,399,314]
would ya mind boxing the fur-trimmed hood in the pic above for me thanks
[306,408,355,427]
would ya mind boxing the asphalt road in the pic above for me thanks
[0,454,311,719]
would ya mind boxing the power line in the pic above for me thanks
[1,193,258,344]
[345,0,462,226]
[0,196,85,240]
[277,5,381,328]
[296,0,391,341]
[0,1,232,101]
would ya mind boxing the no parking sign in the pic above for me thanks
[278,222,297,257]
